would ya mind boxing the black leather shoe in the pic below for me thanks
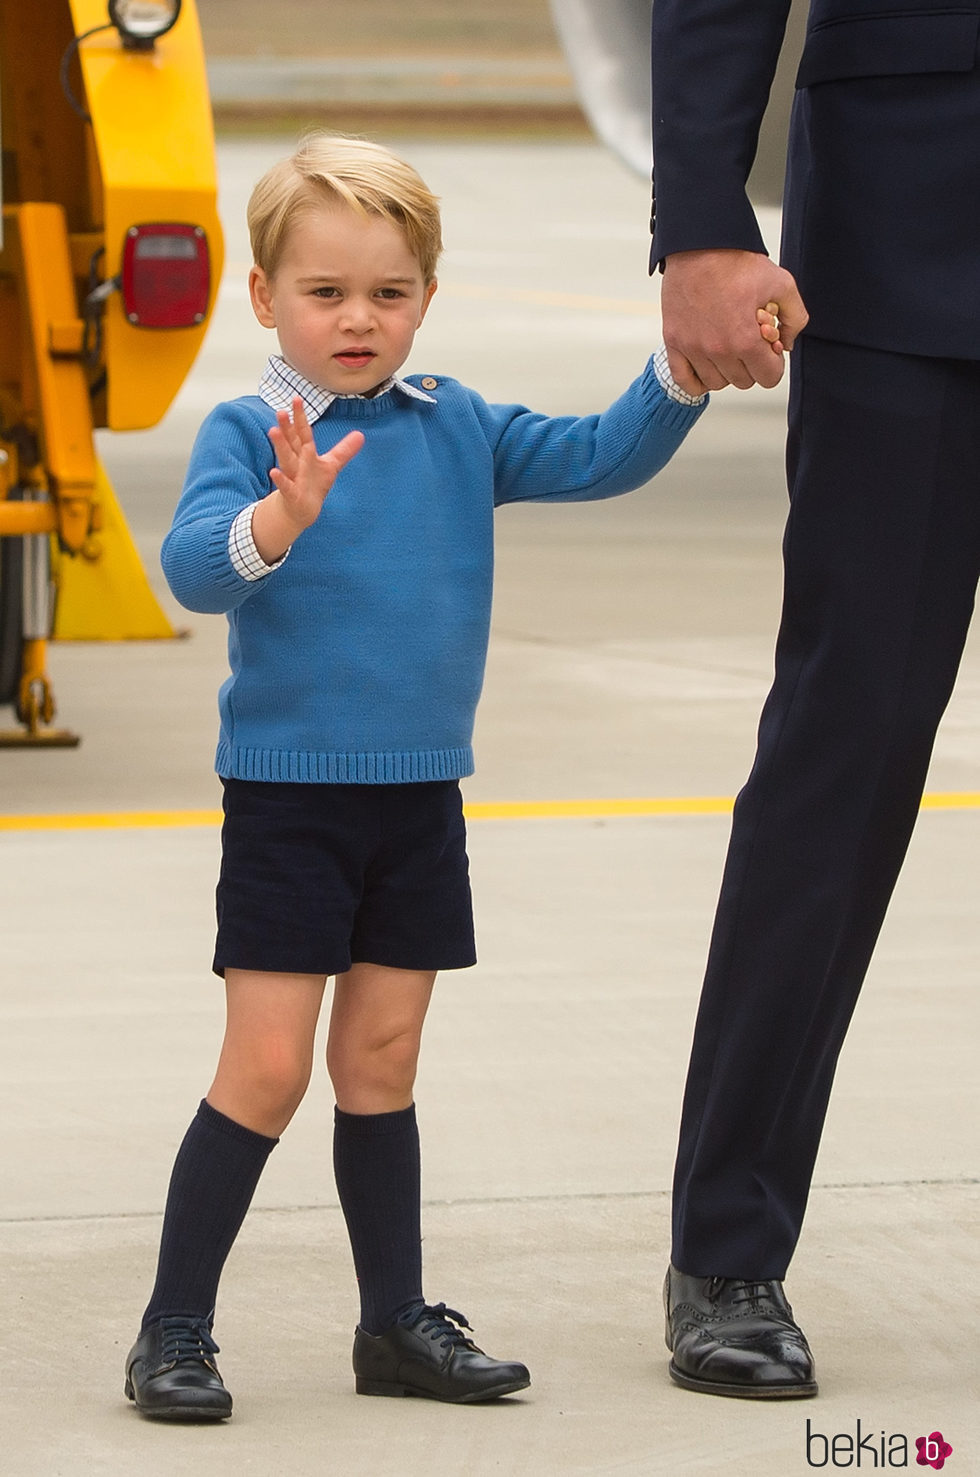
[125,1316,233,1420]
[664,1265,817,1399]
[353,1302,531,1403]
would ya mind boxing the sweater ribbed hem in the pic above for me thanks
[216,743,474,784]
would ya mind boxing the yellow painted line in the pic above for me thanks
[1,792,980,832]
[0,809,223,832]
[919,791,980,810]
[463,796,732,819]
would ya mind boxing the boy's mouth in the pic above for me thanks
[334,349,376,369]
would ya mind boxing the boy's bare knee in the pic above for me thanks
[251,1063,310,1120]
[328,1026,420,1102]
[214,1035,313,1132]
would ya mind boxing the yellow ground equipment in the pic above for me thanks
[0,0,223,743]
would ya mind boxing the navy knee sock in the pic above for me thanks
[333,1104,423,1335]
[141,1098,278,1330]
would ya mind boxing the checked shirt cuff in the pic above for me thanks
[653,344,707,406]
[228,505,290,581]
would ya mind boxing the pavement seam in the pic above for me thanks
[3,1176,977,1229]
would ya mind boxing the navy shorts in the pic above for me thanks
[213,778,476,977]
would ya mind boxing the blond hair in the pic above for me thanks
[247,133,443,283]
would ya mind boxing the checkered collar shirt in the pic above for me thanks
[257,354,437,419]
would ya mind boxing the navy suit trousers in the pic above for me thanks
[671,336,980,1277]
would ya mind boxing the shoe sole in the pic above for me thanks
[355,1375,530,1403]
[668,1360,817,1400]
[125,1379,232,1421]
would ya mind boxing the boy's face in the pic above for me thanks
[249,202,437,396]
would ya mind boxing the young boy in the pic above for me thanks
[124,132,716,1422]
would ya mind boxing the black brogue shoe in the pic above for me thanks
[664,1265,817,1399]
[353,1301,530,1403]
[125,1316,233,1420]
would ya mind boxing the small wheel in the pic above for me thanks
[18,678,54,732]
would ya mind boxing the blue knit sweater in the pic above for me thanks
[161,358,705,783]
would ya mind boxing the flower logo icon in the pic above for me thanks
[916,1431,953,1469]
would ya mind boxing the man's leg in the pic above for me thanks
[666,340,980,1392]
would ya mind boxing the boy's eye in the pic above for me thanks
[312,286,340,298]
[376,288,406,300]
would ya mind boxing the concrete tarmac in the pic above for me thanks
[1,141,977,1475]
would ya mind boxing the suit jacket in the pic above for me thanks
[650,0,980,358]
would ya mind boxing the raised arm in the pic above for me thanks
[651,0,808,393]
[162,400,363,612]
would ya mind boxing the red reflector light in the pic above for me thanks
[121,223,211,328]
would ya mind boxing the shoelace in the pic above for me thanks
[705,1277,774,1306]
[400,1302,475,1349]
[158,1316,221,1366]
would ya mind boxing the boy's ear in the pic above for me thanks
[417,278,438,327]
[249,265,276,328]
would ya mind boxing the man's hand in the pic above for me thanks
[252,397,365,564]
[662,249,808,395]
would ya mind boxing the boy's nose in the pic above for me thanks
[340,299,375,332]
